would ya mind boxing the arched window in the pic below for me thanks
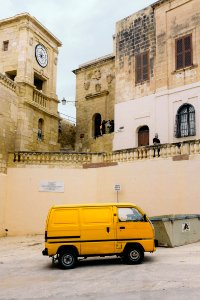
[93,113,101,138]
[175,104,195,138]
[38,118,44,141]
[138,125,149,146]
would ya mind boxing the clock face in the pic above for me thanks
[35,44,48,68]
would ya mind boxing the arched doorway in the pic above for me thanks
[93,113,101,138]
[138,126,149,146]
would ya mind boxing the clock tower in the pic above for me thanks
[0,13,62,152]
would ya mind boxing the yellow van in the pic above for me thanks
[42,203,156,269]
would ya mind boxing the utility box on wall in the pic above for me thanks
[150,215,200,247]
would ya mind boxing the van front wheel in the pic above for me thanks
[58,251,77,269]
[124,246,144,264]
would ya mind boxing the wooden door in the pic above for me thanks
[138,126,149,146]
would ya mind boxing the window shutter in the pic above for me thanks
[184,35,192,67]
[176,35,192,70]
[176,38,184,69]
[142,52,149,81]
[136,55,142,83]
[135,52,149,84]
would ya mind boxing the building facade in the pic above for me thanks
[74,54,115,152]
[0,13,61,162]
[75,0,200,151]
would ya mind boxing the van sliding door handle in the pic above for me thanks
[106,227,110,233]
[120,226,125,229]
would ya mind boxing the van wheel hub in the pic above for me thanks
[129,249,140,260]
[62,254,74,266]
[58,251,77,269]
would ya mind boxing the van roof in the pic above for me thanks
[51,203,137,209]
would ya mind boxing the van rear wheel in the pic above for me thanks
[58,250,77,269]
[124,246,144,265]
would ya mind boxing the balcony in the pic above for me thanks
[32,89,49,110]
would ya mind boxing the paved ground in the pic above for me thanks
[0,236,200,300]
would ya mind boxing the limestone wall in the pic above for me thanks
[74,55,115,152]
[154,0,200,90]
[115,6,156,104]
[0,13,61,154]
[0,74,18,161]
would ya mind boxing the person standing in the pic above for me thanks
[153,133,160,157]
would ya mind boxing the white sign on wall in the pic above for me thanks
[114,184,121,192]
[39,181,64,193]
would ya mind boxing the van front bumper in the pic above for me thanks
[42,248,48,256]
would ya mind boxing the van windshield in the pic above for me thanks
[118,207,144,222]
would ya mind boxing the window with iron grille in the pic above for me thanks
[175,35,192,70]
[175,104,195,138]
[135,51,149,84]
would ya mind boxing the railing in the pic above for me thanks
[0,72,16,92]
[9,151,96,167]
[7,140,200,168]
[103,140,200,163]
[33,89,49,109]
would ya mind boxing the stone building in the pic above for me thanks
[73,54,115,152]
[75,0,200,152]
[0,13,61,163]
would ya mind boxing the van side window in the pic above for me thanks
[118,207,143,222]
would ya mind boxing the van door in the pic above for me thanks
[80,206,115,255]
[116,207,153,242]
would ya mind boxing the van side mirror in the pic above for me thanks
[143,214,147,222]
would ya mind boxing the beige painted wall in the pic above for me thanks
[2,155,200,236]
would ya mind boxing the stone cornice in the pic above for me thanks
[73,54,115,74]
[0,13,62,47]
[151,0,173,9]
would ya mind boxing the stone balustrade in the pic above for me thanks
[103,142,183,163]
[8,151,95,168]
[33,89,49,109]
[5,139,200,170]
[0,72,16,92]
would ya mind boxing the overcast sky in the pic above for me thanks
[0,0,155,121]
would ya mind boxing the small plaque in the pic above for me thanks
[114,184,121,192]
[39,181,64,193]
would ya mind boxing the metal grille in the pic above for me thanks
[175,104,195,138]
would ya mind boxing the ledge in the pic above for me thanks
[83,162,118,169]
[85,90,109,100]
[24,99,60,119]
[171,64,198,75]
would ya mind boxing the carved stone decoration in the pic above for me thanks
[84,81,90,90]
[95,70,101,80]
[29,37,33,46]
[106,74,113,84]
[95,83,101,92]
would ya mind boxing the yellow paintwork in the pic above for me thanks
[44,203,156,257]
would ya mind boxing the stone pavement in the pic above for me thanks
[0,236,200,300]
